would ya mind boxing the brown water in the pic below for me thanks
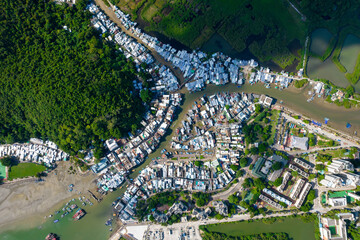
[180,83,360,136]
[2,82,359,240]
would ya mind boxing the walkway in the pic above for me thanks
[280,108,360,147]
[287,0,306,21]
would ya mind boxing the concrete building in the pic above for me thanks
[320,175,343,188]
[320,217,348,240]
[289,136,309,150]
[328,197,347,207]
[327,160,354,174]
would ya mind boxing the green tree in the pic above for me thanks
[242,178,254,189]
[228,194,241,205]
[230,164,239,171]
[240,158,248,168]
[0,0,145,155]
[255,104,263,113]
[315,164,325,171]
[0,156,14,167]
[272,162,283,171]
[308,133,316,147]
[274,177,283,187]
[140,89,152,103]
[194,161,202,167]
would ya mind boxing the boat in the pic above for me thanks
[105,219,112,226]
[72,208,86,221]
[48,215,53,218]
[45,233,58,240]
[53,219,59,223]
[70,204,78,210]
[61,214,64,218]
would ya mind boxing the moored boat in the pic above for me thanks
[72,208,86,221]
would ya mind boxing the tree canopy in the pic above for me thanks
[0,0,145,154]
[0,156,14,167]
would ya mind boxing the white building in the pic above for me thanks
[327,160,354,174]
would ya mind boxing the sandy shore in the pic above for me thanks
[0,161,97,230]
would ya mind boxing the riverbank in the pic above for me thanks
[0,161,97,232]
[178,82,360,138]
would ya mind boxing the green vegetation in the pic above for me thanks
[116,0,306,69]
[316,154,332,163]
[348,223,360,240]
[192,192,211,207]
[0,0,145,155]
[272,162,283,171]
[308,133,316,147]
[8,163,46,180]
[201,231,291,240]
[300,189,315,212]
[294,79,309,88]
[345,53,360,84]
[240,158,248,168]
[200,215,317,240]
[228,193,241,205]
[273,177,283,187]
[136,191,180,221]
[0,156,15,167]
[315,164,325,171]
[140,89,153,103]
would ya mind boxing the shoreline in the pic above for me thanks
[0,161,97,233]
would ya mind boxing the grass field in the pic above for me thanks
[8,163,46,181]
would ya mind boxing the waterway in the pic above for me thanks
[179,83,360,136]
[0,189,123,240]
[1,84,359,240]
[203,218,315,240]
[2,6,360,240]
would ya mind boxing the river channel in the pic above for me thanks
[1,81,360,240]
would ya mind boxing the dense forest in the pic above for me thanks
[0,0,144,155]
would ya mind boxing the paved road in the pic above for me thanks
[212,174,247,200]
[281,111,360,148]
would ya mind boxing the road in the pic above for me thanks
[212,173,247,200]
[281,111,360,148]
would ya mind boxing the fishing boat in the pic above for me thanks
[70,204,78,210]
[53,219,59,223]
[105,219,112,226]
[72,208,86,221]
[45,233,58,240]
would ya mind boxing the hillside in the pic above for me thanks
[0,0,144,154]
